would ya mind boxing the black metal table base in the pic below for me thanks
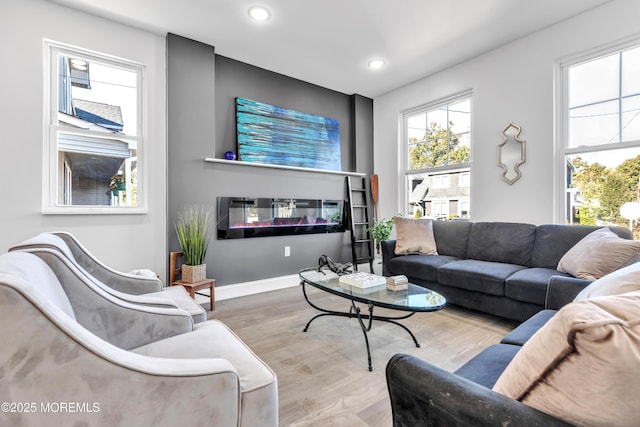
[301,280,420,371]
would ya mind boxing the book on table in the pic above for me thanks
[338,272,386,288]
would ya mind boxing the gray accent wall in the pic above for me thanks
[167,33,373,286]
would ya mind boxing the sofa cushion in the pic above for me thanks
[432,220,472,258]
[574,261,640,301]
[454,343,521,389]
[147,285,207,323]
[438,260,527,296]
[557,227,640,280]
[394,217,438,255]
[531,224,627,269]
[501,309,557,346]
[466,222,536,266]
[505,268,570,306]
[388,254,460,283]
[493,291,640,427]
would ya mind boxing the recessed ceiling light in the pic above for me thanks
[368,59,385,70]
[248,6,271,21]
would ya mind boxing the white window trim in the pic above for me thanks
[400,90,473,216]
[42,39,147,214]
[553,35,640,223]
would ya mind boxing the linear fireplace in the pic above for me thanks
[217,197,346,239]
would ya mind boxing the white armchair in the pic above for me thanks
[10,232,207,323]
[0,250,278,426]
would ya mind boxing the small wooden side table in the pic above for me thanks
[169,251,215,311]
[172,278,215,311]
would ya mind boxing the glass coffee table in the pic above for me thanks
[299,267,446,371]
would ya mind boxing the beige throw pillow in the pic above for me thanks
[493,291,640,427]
[574,261,640,301]
[557,227,640,280]
[394,217,438,256]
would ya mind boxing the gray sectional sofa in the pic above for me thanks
[385,221,640,426]
[382,221,632,322]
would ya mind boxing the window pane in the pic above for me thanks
[426,108,447,130]
[406,173,428,217]
[407,112,426,170]
[57,131,137,207]
[569,53,619,108]
[59,58,138,136]
[448,99,471,135]
[569,100,619,147]
[622,95,640,142]
[406,169,470,220]
[565,147,640,225]
[622,46,640,97]
[406,100,472,170]
[407,113,426,140]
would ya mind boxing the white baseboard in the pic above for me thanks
[215,274,301,301]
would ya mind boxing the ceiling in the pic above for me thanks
[48,0,612,98]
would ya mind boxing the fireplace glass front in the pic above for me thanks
[217,197,346,239]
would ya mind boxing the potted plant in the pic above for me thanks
[175,205,212,283]
[109,172,127,194]
[367,216,397,254]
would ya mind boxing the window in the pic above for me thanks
[558,41,640,229]
[432,200,449,218]
[44,41,145,213]
[433,175,450,188]
[460,172,470,187]
[403,92,471,219]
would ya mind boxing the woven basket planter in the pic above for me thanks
[181,264,206,283]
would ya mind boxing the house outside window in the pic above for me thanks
[44,40,145,213]
[557,40,640,233]
[403,92,471,220]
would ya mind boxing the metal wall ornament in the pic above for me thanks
[498,121,526,185]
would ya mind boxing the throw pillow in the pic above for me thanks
[574,261,640,301]
[493,291,640,427]
[394,217,438,256]
[556,227,640,280]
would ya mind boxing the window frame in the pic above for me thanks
[43,40,147,214]
[400,90,472,218]
[554,37,640,223]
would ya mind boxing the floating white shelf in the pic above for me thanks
[204,158,365,177]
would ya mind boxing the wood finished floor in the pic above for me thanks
[206,285,517,427]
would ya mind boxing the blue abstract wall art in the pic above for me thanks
[236,97,341,171]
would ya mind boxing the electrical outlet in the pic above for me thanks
[284,246,291,257]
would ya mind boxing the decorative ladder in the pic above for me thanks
[346,176,374,272]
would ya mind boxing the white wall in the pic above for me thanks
[0,1,167,276]
[374,0,640,226]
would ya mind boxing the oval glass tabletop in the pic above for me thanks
[299,268,446,312]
